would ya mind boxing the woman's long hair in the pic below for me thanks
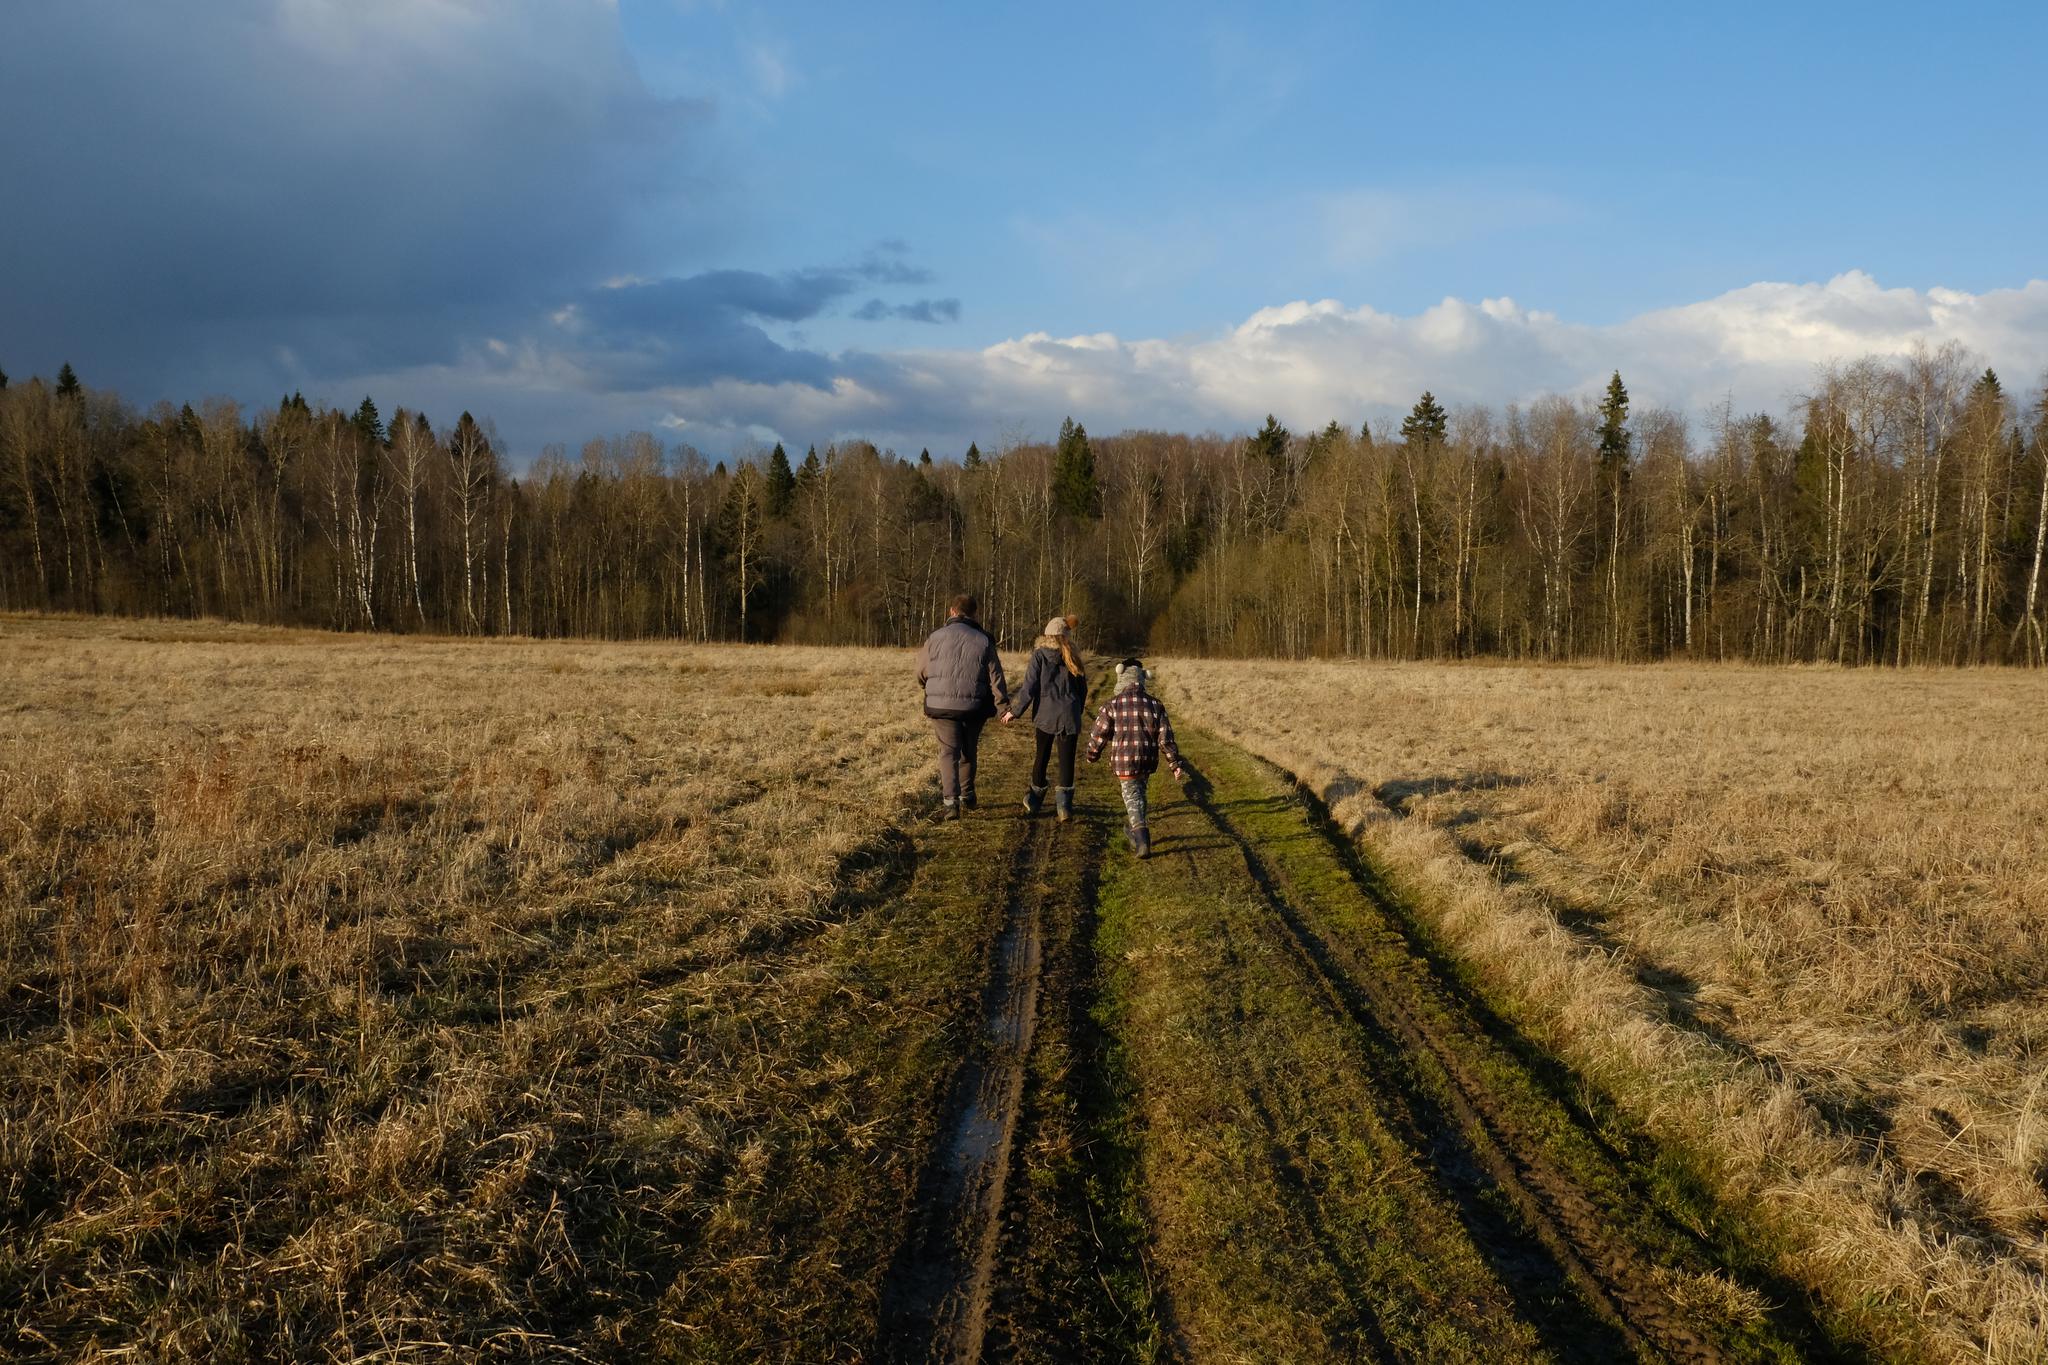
[1039,617,1085,678]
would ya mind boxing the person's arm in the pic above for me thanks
[984,635,1009,710]
[915,635,930,690]
[1158,706,1185,777]
[1086,701,1115,763]
[1008,653,1040,721]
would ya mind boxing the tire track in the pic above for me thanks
[1183,756,1723,1364]
[878,815,1052,1364]
[1207,912,1400,1362]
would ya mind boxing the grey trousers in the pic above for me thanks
[930,715,986,802]
[1119,775,1149,828]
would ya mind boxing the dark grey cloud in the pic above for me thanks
[557,261,952,392]
[0,0,709,402]
[853,297,962,323]
[0,2,971,455]
[581,262,932,332]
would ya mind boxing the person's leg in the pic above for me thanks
[958,715,986,807]
[1053,733,1078,820]
[930,718,962,813]
[1024,728,1052,813]
[1120,775,1151,856]
[1119,776,1148,828]
[1030,729,1054,787]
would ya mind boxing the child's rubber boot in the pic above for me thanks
[1054,787,1074,822]
[1023,785,1046,815]
[1133,824,1151,859]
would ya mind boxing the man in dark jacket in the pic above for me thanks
[916,593,1009,819]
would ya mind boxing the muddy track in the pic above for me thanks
[1185,769,1724,1362]
[872,706,1841,1362]
[878,814,1052,1363]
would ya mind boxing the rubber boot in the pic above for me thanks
[1023,785,1046,815]
[1054,787,1074,822]
[1134,825,1151,859]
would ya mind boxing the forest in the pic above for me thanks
[2,348,2044,664]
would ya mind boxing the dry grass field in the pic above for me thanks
[1158,660,2048,1362]
[11,615,2035,1362]
[0,617,965,1360]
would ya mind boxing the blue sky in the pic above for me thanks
[631,0,2047,338]
[3,0,2045,460]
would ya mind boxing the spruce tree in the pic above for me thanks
[1399,391,1447,447]
[964,441,982,469]
[1595,371,1633,634]
[0,365,9,390]
[797,444,822,493]
[1247,413,1290,470]
[1597,371,1631,479]
[55,363,80,399]
[765,441,796,516]
[353,396,386,447]
[1053,417,1100,519]
[919,447,932,466]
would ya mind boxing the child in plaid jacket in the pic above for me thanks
[1086,658,1184,859]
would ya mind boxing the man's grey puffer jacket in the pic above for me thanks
[916,616,1009,719]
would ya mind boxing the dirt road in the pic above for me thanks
[871,696,1850,1363]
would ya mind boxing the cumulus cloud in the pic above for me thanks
[608,272,2048,457]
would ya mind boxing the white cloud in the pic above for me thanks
[746,43,795,100]
[842,271,2048,445]
[334,272,2048,460]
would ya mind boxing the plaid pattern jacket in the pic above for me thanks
[1086,688,1183,778]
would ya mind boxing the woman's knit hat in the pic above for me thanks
[1043,616,1070,636]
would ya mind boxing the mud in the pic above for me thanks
[878,822,1050,1364]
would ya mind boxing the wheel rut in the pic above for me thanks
[879,816,1051,1364]
[873,701,1841,1363]
[1188,771,1699,1361]
[1162,724,1859,1363]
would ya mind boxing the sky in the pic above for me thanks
[3,0,2046,463]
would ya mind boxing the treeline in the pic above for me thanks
[2,348,2046,664]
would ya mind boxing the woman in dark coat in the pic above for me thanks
[1001,615,1087,819]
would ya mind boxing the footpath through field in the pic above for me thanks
[870,667,1853,1364]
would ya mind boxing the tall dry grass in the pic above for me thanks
[1158,659,2048,1363]
[1,617,941,1359]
